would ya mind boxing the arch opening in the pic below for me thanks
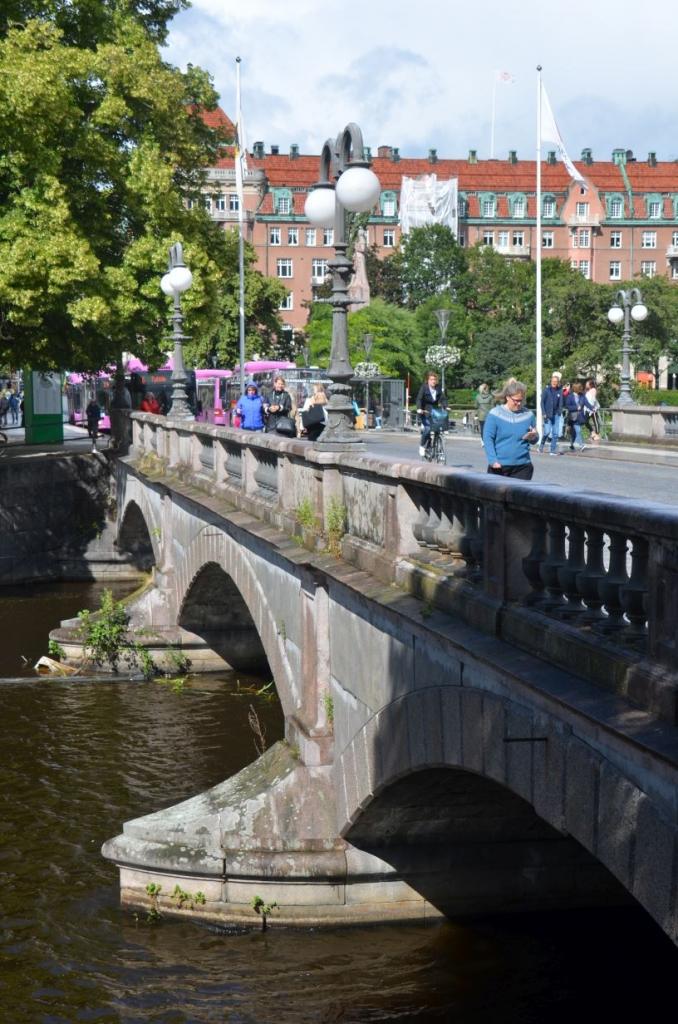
[179,562,270,674]
[118,502,155,570]
[346,767,630,920]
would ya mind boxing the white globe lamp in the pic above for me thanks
[631,302,648,322]
[168,264,193,294]
[335,165,380,212]
[304,186,336,227]
[607,305,624,325]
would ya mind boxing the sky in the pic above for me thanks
[165,0,678,163]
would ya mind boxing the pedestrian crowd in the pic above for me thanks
[234,375,329,442]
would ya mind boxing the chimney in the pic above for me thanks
[581,148,593,165]
[547,150,557,164]
[270,144,279,156]
[391,147,400,162]
[428,148,438,163]
[253,140,265,159]
[290,143,299,159]
[612,148,626,165]
[364,146,372,161]
[648,151,657,167]
[378,145,393,159]
[508,150,517,164]
[468,149,477,164]
[626,149,636,162]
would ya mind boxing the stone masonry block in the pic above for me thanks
[505,705,535,804]
[564,739,600,853]
[440,687,462,766]
[633,794,677,935]
[340,743,360,827]
[329,601,414,712]
[362,714,381,801]
[461,689,484,774]
[597,762,642,890]
[482,695,506,784]
[376,699,411,789]
[406,690,428,769]
[351,724,375,812]
[532,713,567,833]
[412,634,462,690]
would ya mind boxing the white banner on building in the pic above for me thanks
[399,174,458,236]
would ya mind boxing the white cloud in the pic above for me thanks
[164,0,678,160]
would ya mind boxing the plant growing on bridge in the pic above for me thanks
[145,882,163,923]
[170,884,206,910]
[48,639,65,661]
[251,894,277,932]
[322,692,334,727]
[78,589,131,671]
[295,497,320,534]
[326,499,347,557]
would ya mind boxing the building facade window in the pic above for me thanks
[322,228,334,246]
[512,231,525,247]
[279,291,293,311]
[480,195,496,218]
[203,196,212,211]
[609,197,623,218]
[311,258,328,283]
[384,228,395,247]
[382,196,397,217]
[229,192,239,212]
[276,259,293,278]
[578,229,590,247]
[609,261,621,279]
[542,231,554,248]
[458,232,466,246]
[277,195,291,215]
[269,227,281,246]
[578,260,590,279]
[576,202,589,220]
[458,196,467,217]
[642,231,657,248]
[215,195,226,211]
[482,230,494,246]
[497,231,509,247]
[287,227,299,246]
[648,200,662,219]
[512,195,526,218]
[672,231,678,246]
[641,260,657,277]
[543,197,556,218]
[672,264,678,280]
[570,259,578,271]
[610,230,622,248]
[305,228,316,246]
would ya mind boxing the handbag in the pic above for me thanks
[275,415,296,437]
[302,404,325,428]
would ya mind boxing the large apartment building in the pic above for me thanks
[199,108,678,335]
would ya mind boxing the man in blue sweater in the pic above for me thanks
[484,379,538,480]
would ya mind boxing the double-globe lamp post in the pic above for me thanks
[304,124,380,447]
[160,242,194,420]
[607,287,648,406]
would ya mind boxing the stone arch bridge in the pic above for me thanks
[102,415,678,943]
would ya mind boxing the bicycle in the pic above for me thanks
[419,409,448,465]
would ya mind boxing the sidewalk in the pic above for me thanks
[0,424,111,458]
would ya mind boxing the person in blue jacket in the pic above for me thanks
[235,382,265,432]
[484,378,538,479]
[538,372,563,455]
[565,381,591,452]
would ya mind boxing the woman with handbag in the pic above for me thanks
[301,384,328,442]
[264,376,296,436]
[565,382,590,452]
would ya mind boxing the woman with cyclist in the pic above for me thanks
[416,371,448,458]
[484,378,538,479]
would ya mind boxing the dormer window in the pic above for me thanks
[480,195,496,218]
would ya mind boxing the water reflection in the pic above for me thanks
[0,584,676,1023]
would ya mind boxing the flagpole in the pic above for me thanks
[236,56,246,399]
[535,65,543,438]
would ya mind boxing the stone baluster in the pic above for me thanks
[597,531,629,631]
[521,515,547,603]
[620,536,649,646]
[556,523,586,618]
[433,496,465,557]
[539,519,567,610]
[458,500,482,580]
[253,450,279,501]
[575,527,607,621]
[412,490,431,548]
[419,491,442,548]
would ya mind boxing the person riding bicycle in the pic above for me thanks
[415,371,448,457]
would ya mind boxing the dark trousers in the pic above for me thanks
[487,462,534,480]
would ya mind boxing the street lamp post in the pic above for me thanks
[160,242,194,420]
[607,287,648,406]
[433,308,452,392]
[304,123,380,448]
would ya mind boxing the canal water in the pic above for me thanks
[1,581,677,1023]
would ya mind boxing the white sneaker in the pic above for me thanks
[418,446,426,457]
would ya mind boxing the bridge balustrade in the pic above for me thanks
[130,414,678,721]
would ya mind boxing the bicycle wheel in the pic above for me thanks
[435,433,447,464]
[423,438,434,462]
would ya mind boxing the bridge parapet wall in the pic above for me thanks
[129,414,678,723]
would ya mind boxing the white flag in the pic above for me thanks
[234,58,248,225]
[540,83,586,189]
[495,69,515,84]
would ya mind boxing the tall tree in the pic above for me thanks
[398,224,467,309]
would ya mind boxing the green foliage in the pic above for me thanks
[145,882,162,922]
[326,498,347,557]
[322,692,334,726]
[305,299,420,380]
[631,388,678,405]
[171,884,206,910]
[446,388,477,405]
[399,225,467,309]
[251,894,277,931]
[295,497,319,532]
[48,638,65,660]
[77,589,130,671]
